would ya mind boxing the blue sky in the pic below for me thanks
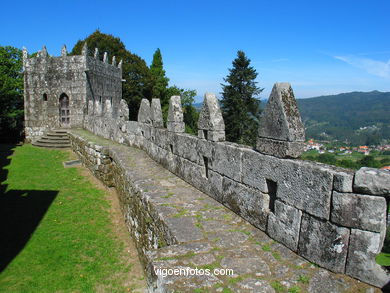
[1,0,389,102]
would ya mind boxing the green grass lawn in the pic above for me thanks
[0,144,145,292]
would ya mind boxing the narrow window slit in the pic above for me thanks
[203,130,208,140]
[203,156,209,179]
[266,179,277,214]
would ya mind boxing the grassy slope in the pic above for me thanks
[0,144,144,292]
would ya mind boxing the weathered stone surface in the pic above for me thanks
[166,121,185,133]
[70,130,377,293]
[198,129,225,142]
[222,177,269,230]
[167,95,184,122]
[331,191,386,232]
[256,137,304,158]
[165,217,203,243]
[220,257,270,275]
[196,138,215,160]
[137,98,152,124]
[258,82,305,141]
[333,170,354,193]
[166,96,185,132]
[346,229,390,287]
[197,93,225,141]
[119,99,129,121]
[61,44,67,56]
[212,142,242,182]
[242,149,333,219]
[240,149,268,193]
[354,167,390,195]
[257,82,305,158]
[151,98,163,127]
[298,214,350,273]
[172,133,200,164]
[236,279,275,292]
[267,200,302,251]
[308,269,350,293]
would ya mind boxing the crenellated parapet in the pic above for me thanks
[167,96,185,133]
[80,82,390,289]
[257,82,305,158]
[197,93,225,142]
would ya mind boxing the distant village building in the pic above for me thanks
[358,146,370,155]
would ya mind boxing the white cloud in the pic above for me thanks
[334,55,390,79]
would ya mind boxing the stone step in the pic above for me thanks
[32,129,71,149]
[46,132,69,138]
[32,142,71,148]
[36,139,70,144]
[40,136,70,142]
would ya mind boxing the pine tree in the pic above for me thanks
[220,50,262,146]
[150,48,169,104]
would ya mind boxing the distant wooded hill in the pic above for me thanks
[195,91,390,146]
[296,91,390,145]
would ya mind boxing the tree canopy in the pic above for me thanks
[220,50,262,146]
[0,46,24,141]
[71,30,153,120]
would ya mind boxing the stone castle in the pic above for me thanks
[23,44,122,141]
[23,45,390,291]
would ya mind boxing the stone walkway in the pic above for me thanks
[71,130,379,292]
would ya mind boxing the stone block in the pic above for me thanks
[119,99,129,121]
[208,170,223,202]
[331,191,386,232]
[197,93,225,131]
[198,129,225,142]
[241,149,268,192]
[267,200,302,251]
[257,83,305,158]
[137,99,152,124]
[242,149,333,219]
[346,229,390,287]
[151,98,164,127]
[212,142,242,182]
[256,137,304,158]
[222,177,269,230]
[167,121,184,133]
[172,133,200,164]
[139,123,152,139]
[298,214,350,273]
[196,138,215,160]
[153,128,170,149]
[354,167,390,195]
[332,170,354,193]
[167,95,184,123]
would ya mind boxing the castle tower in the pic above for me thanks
[23,45,122,141]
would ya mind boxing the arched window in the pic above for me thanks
[43,93,48,101]
[59,93,70,126]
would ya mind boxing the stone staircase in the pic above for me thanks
[32,129,70,148]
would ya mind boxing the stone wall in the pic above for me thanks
[80,84,390,288]
[68,130,377,292]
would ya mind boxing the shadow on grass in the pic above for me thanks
[0,144,58,272]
